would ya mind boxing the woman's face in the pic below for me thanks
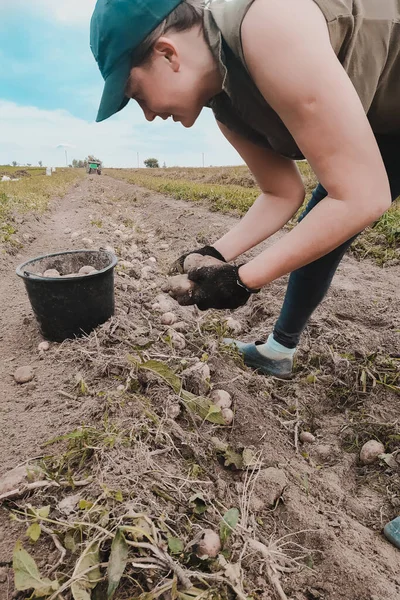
[126,35,216,127]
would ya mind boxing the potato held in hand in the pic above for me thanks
[183,253,224,273]
[164,274,195,305]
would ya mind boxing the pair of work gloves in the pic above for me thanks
[165,245,260,311]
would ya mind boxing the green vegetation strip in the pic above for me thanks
[108,171,259,215]
[0,168,84,244]
[107,166,399,265]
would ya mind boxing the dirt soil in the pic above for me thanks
[0,174,399,600]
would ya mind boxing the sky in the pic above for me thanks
[0,0,243,168]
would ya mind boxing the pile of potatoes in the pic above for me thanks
[34,266,98,278]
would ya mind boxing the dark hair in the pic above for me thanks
[131,0,205,67]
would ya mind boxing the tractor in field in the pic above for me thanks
[87,160,102,175]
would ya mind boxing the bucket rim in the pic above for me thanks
[16,249,118,281]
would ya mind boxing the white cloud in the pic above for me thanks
[6,0,96,26]
[0,100,243,168]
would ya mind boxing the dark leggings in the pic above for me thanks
[273,134,400,349]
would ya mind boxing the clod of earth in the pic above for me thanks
[299,431,316,444]
[145,256,157,265]
[79,265,97,275]
[183,253,225,273]
[221,407,234,425]
[210,389,232,409]
[38,341,50,352]
[181,362,211,396]
[360,440,385,465]
[43,268,60,278]
[168,329,186,350]
[81,237,94,247]
[64,227,72,234]
[171,321,188,333]
[71,232,80,240]
[141,266,154,279]
[58,493,81,516]
[14,365,34,384]
[254,467,288,508]
[225,317,243,335]
[0,464,43,497]
[155,293,178,313]
[195,529,222,559]
[161,312,178,325]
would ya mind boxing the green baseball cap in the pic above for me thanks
[91,0,183,122]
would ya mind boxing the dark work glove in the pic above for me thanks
[188,264,260,311]
[169,245,226,275]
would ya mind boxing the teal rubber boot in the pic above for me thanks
[383,516,400,549]
[223,337,294,379]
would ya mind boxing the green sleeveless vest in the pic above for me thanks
[203,0,400,159]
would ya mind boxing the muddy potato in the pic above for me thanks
[79,265,96,275]
[43,269,60,278]
[196,530,222,559]
[299,431,316,444]
[183,253,224,273]
[221,407,234,425]
[166,275,194,300]
[360,440,385,465]
[161,312,177,325]
[210,389,232,409]
[38,341,50,352]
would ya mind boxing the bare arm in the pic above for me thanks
[213,121,305,261]
[237,0,391,289]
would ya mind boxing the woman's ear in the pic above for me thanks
[153,36,180,71]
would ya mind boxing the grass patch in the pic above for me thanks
[106,165,399,265]
[0,166,84,245]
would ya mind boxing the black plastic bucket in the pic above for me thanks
[16,249,118,342]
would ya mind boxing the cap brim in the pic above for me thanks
[96,58,131,122]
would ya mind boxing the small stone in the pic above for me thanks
[117,384,125,392]
[159,243,169,250]
[58,494,81,516]
[14,366,34,384]
[64,227,72,234]
[360,440,385,465]
[166,403,181,419]
[255,467,288,508]
[225,317,243,335]
[43,269,60,278]
[299,431,316,444]
[38,341,50,352]
[104,245,116,254]
[0,567,8,583]
[71,231,80,240]
[161,312,177,325]
[22,232,35,243]
[81,238,94,248]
